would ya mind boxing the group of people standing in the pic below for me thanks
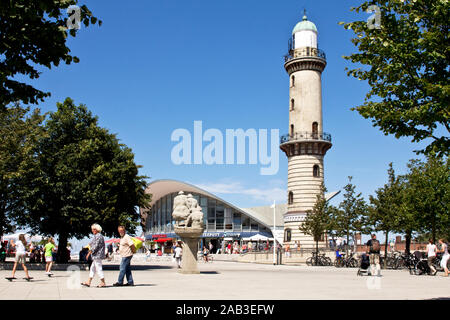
[365,234,449,277]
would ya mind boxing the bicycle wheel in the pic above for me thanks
[324,257,332,266]
[349,258,358,268]
[306,257,313,266]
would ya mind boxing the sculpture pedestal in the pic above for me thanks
[174,227,203,274]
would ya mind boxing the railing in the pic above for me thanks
[280,131,332,144]
[284,47,326,63]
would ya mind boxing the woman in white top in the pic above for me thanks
[174,243,182,268]
[10,234,32,280]
[438,239,449,277]
[426,239,437,275]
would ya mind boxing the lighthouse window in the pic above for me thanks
[284,229,292,242]
[313,165,320,177]
[290,124,294,136]
[291,99,295,111]
[312,122,318,137]
[288,191,294,205]
[291,76,295,87]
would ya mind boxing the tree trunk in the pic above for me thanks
[405,232,411,254]
[346,231,350,253]
[57,232,69,263]
[432,214,436,244]
[384,231,389,269]
[315,241,319,266]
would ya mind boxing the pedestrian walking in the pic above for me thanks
[426,239,438,276]
[366,234,381,276]
[9,234,32,281]
[81,224,106,288]
[284,243,291,258]
[44,237,57,276]
[175,242,182,268]
[208,242,212,253]
[113,225,136,287]
[202,247,209,262]
[437,239,449,277]
[292,242,298,253]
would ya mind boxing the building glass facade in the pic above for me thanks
[146,192,271,236]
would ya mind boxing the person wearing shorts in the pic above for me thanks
[438,239,449,277]
[44,238,56,275]
[426,239,437,276]
[10,234,32,280]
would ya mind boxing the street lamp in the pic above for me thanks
[271,200,276,265]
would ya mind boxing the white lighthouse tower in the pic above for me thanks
[280,12,332,248]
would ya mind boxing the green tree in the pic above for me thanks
[16,98,150,262]
[341,0,449,157]
[0,104,45,237]
[404,156,449,242]
[332,176,368,251]
[0,0,101,108]
[368,163,403,267]
[299,183,333,264]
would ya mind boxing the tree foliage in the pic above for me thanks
[331,176,368,248]
[0,0,102,108]
[341,0,449,157]
[0,104,45,237]
[299,183,333,259]
[403,156,449,242]
[15,98,150,261]
[368,163,404,264]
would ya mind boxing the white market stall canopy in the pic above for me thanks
[1,233,43,242]
[244,234,269,241]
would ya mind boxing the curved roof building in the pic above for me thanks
[140,180,286,246]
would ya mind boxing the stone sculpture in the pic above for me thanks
[173,191,205,274]
[172,191,204,228]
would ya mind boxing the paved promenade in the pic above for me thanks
[0,261,448,300]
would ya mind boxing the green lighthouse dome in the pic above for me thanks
[292,14,318,35]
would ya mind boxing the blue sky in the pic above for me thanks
[25,0,429,218]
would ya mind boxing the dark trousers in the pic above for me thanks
[118,256,133,284]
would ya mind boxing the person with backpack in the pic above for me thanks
[366,234,381,276]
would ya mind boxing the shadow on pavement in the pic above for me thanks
[102,265,173,271]
[97,284,156,288]
[200,271,220,274]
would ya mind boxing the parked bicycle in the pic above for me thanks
[334,252,358,268]
[306,251,332,266]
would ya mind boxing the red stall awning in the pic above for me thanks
[154,238,173,243]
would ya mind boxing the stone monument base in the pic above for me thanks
[174,226,203,274]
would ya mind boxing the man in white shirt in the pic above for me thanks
[113,225,136,286]
[426,239,437,275]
